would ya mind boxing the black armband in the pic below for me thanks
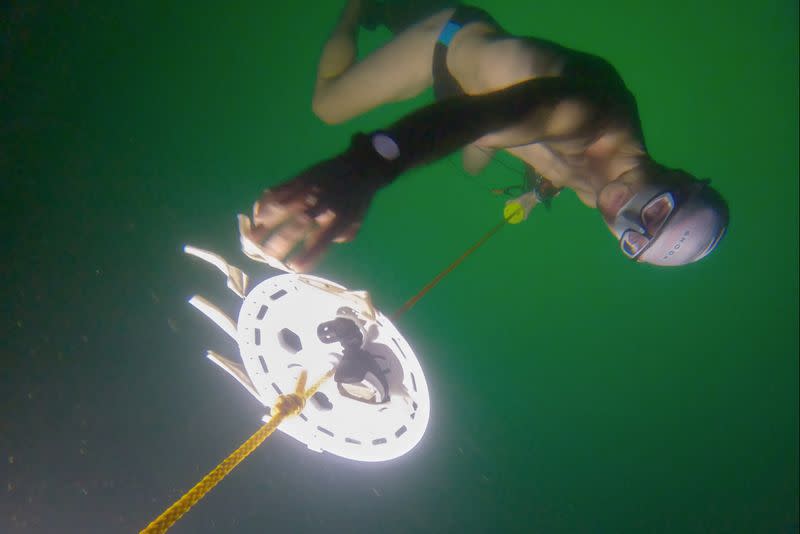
[344,132,404,189]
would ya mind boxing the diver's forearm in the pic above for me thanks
[359,76,577,185]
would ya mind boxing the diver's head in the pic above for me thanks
[597,165,729,266]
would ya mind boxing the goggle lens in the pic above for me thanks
[620,230,650,258]
[641,193,675,235]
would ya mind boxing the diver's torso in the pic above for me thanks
[449,21,647,207]
[508,128,646,207]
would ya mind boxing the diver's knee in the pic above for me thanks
[311,96,338,124]
[312,90,345,125]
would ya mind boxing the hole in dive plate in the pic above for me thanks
[410,372,417,392]
[270,289,287,300]
[412,401,418,411]
[372,438,387,445]
[299,414,307,421]
[311,392,333,411]
[258,356,268,373]
[256,305,268,320]
[278,329,302,354]
[392,339,407,360]
[272,383,282,394]
[254,329,261,346]
[317,426,334,437]
[395,425,407,437]
[345,437,361,445]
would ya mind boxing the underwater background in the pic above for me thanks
[2,1,798,532]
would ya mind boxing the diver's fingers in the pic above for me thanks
[255,185,325,228]
[303,209,338,252]
[290,217,345,272]
[256,183,304,208]
[332,201,368,243]
[253,196,303,230]
[238,214,272,246]
[260,217,312,260]
[313,209,336,227]
[333,220,362,243]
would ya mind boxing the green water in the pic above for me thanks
[2,1,797,532]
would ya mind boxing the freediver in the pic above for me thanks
[240,0,729,272]
[318,315,390,404]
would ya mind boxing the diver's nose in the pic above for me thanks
[598,181,634,224]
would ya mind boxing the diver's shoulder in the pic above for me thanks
[560,50,625,85]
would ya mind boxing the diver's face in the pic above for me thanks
[597,166,695,237]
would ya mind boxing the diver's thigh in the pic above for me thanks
[320,9,455,117]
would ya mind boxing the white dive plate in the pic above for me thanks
[237,273,430,462]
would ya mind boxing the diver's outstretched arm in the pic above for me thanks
[312,2,455,124]
[243,75,615,271]
[373,75,612,172]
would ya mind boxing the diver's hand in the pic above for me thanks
[240,144,386,272]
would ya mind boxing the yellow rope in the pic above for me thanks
[393,209,520,320]
[140,368,334,534]
[143,207,525,532]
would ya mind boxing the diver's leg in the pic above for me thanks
[315,0,362,92]
[378,0,457,34]
[312,1,455,124]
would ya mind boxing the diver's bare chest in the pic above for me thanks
[507,141,604,188]
[507,130,638,188]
